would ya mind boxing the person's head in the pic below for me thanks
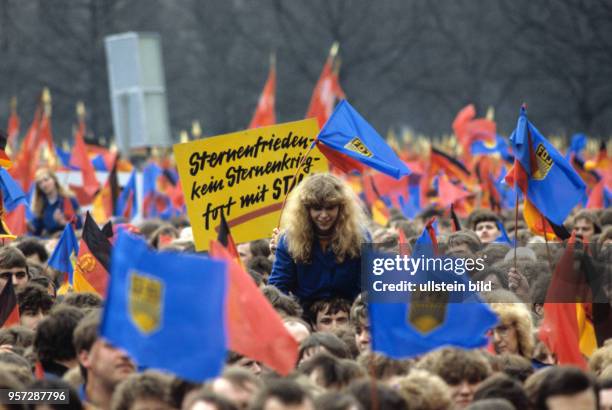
[356,351,411,382]
[111,371,174,410]
[32,168,72,217]
[247,256,272,281]
[350,296,370,353]
[533,366,597,410]
[15,238,49,264]
[283,317,311,344]
[60,292,104,309]
[471,211,502,244]
[211,367,262,410]
[464,398,515,410]
[298,332,350,364]
[236,243,253,266]
[261,286,303,318]
[471,266,509,291]
[348,379,408,410]
[73,311,136,389]
[0,326,34,350]
[313,392,362,410]
[282,173,366,264]
[226,352,262,377]
[589,343,612,377]
[446,231,482,254]
[250,379,314,410]
[298,352,360,391]
[573,210,601,241]
[307,298,351,333]
[599,378,612,410]
[30,378,83,410]
[0,246,30,290]
[183,390,238,410]
[497,353,534,382]
[417,348,492,409]
[395,369,452,410]
[17,283,54,330]
[488,303,534,358]
[472,373,528,410]
[34,305,85,373]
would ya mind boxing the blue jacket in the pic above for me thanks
[30,196,82,236]
[269,234,362,304]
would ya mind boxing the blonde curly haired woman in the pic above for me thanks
[268,173,369,307]
[28,169,82,236]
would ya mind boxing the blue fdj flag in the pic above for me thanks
[101,232,228,382]
[494,221,515,246]
[48,224,79,282]
[0,168,29,211]
[317,100,411,179]
[509,108,587,226]
[367,225,498,359]
[471,134,513,163]
[566,133,587,161]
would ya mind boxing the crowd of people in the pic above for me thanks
[0,168,610,410]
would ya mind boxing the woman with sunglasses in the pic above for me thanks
[28,169,83,237]
[268,173,368,308]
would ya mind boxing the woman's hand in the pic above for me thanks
[270,228,280,254]
[53,208,68,225]
[507,267,530,300]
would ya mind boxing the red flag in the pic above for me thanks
[437,174,471,208]
[0,280,20,328]
[11,108,42,191]
[586,179,606,209]
[249,60,276,128]
[539,234,589,369]
[306,47,345,128]
[4,205,27,237]
[70,120,99,198]
[209,241,298,375]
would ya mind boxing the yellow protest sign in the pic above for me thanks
[173,119,328,250]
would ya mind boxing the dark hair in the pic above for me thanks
[497,354,534,382]
[471,266,509,289]
[15,238,49,263]
[473,373,528,410]
[298,352,355,389]
[261,285,303,317]
[251,379,312,410]
[249,239,271,258]
[348,379,408,410]
[247,255,273,277]
[417,348,491,385]
[315,392,363,410]
[111,372,173,410]
[465,398,515,410]
[470,210,502,230]
[0,246,28,270]
[446,231,482,253]
[307,298,351,327]
[73,310,100,353]
[299,332,350,362]
[0,326,35,348]
[30,378,83,410]
[61,292,103,309]
[534,366,596,410]
[246,269,263,287]
[17,283,53,315]
[34,305,85,363]
[356,351,411,380]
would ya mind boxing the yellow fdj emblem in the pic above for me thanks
[128,271,163,335]
[407,291,449,334]
[533,143,553,180]
[344,137,373,158]
[76,254,96,275]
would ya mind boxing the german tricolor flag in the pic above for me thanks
[0,130,12,169]
[430,147,473,188]
[91,154,119,222]
[73,212,112,297]
[0,280,19,328]
[217,212,240,261]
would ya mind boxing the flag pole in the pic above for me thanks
[541,215,554,272]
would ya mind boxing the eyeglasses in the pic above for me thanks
[0,271,27,281]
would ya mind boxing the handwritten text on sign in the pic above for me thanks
[173,119,328,250]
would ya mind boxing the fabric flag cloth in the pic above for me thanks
[538,233,596,369]
[101,232,228,382]
[73,212,112,296]
[217,213,240,261]
[0,280,20,328]
[437,174,471,208]
[0,168,28,212]
[566,133,587,161]
[0,131,12,169]
[48,223,79,288]
[505,107,585,238]
[210,241,298,375]
[92,154,119,222]
[6,108,19,156]
[249,61,276,128]
[70,121,99,198]
[316,100,411,179]
[369,221,498,359]
[493,221,515,246]
[586,179,611,209]
[306,50,345,128]
[116,170,137,220]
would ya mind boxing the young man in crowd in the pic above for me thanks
[0,246,31,291]
[17,283,54,330]
[470,210,502,244]
[572,209,601,241]
[307,298,351,333]
[349,296,370,354]
[74,311,136,410]
[250,379,314,410]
